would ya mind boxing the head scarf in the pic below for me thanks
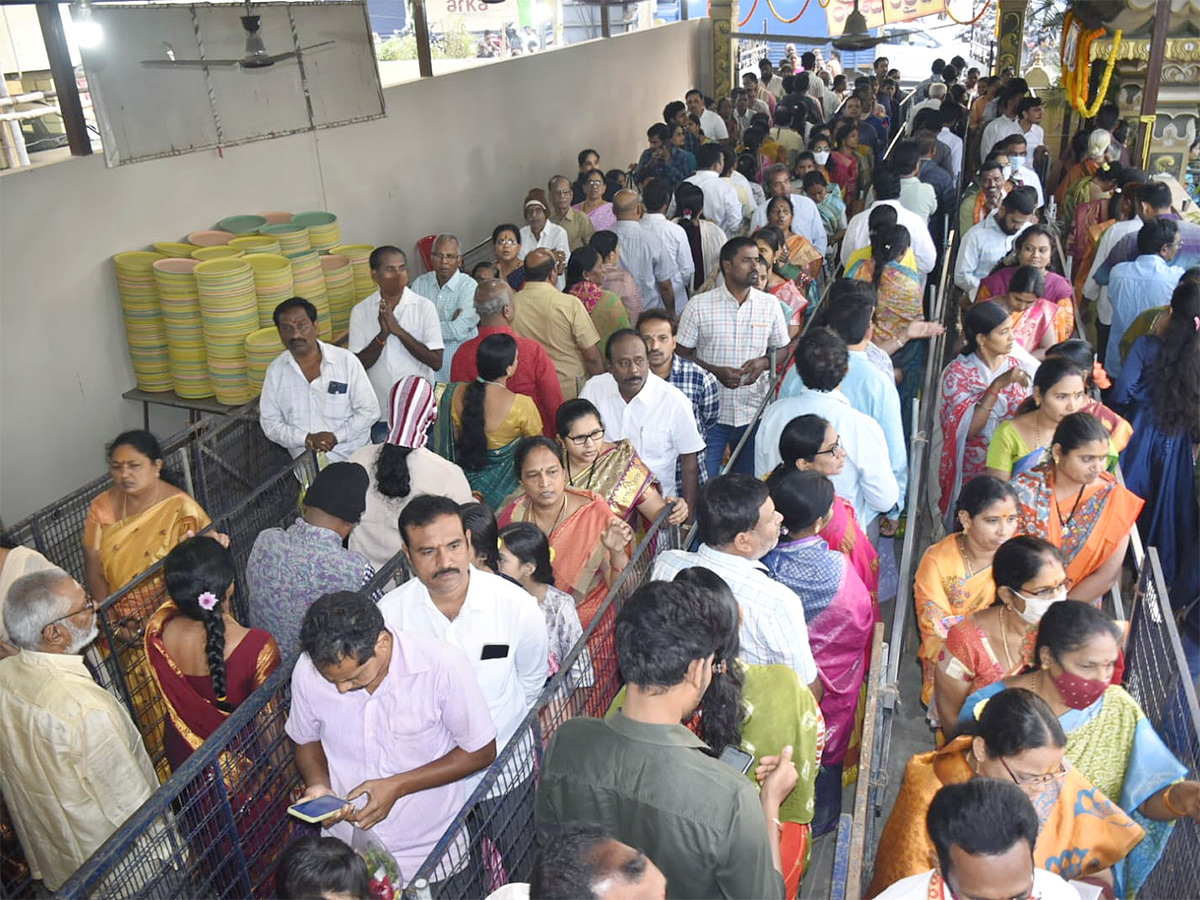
[386,376,436,448]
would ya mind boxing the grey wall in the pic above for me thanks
[0,20,710,521]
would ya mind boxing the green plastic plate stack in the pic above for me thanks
[194,258,258,405]
[229,235,281,256]
[321,254,355,337]
[247,253,295,328]
[217,214,268,235]
[261,223,311,255]
[330,243,376,301]
[288,250,332,342]
[244,327,285,397]
[153,258,213,399]
[292,211,341,253]
[113,250,171,392]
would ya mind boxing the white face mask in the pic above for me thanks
[813,150,831,165]
[1010,154,1027,169]
[1011,587,1067,624]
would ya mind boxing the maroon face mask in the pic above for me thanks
[1052,668,1110,710]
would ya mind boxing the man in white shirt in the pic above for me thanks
[347,246,443,437]
[612,189,674,313]
[1083,182,1158,350]
[732,88,769,132]
[954,187,1038,301]
[409,234,479,382]
[686,89,728,142]
[580,329,704,511]
[756,327,898,532]
[841,168,938,276]
[652,474,821,697]
[874,780,1078,900]
[380,495,547,760]
[640,179,695,315]
[262,297,379,462]
[1017,96,1045,160]
[937,113,965,181]
[979,84,1024,164]
[759,57,786,99]
[684,144,743,237]
[801,51,838,118]
[748,164,828,254]
[993,134,1043,207]
[678,237,790,477]
[894,141,938,224]
[906,82,945,133]
[519,190,571,290]
[0,570,160,892]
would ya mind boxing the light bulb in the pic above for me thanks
[70,3,103,49]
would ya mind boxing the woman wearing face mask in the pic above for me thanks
[961,602,1200,897]
[986,359,1090,481]
[934,536,1069,732]
[1011,413,1143,603]
[867,686,1143,898]
[977,226,1077,342]
[914,476,1020,709]
[778,415,880,608]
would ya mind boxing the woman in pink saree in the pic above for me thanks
[763,469,874,776]
[992,266,1060,359]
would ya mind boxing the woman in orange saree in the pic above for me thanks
[866,688,1143,898]
[1011,413,1143,604]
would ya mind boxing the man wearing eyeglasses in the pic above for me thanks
[548,175,596,251]
[0,570,160,892]
[410,234,479,382]
[874,779,1077,900]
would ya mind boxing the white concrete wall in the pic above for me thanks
[0,20,710,521]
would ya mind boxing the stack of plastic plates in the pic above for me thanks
[153,258,213,399]
[244,327,285,397]
[289,251,332,342]
[320,254,355,337]
[330,243,376,300]
[229,235,280,256]
[194,258,258,405]
[259,211,294,226]
[292,211,341,253]
[113,251,171,392]
[188,230,234,247]
[246,253,295,327]
[192,245,245,262]
[261,224,311,255]
[153,241,195,257]
[217,214,267,235]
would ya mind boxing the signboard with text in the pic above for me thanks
[824,0,946,35]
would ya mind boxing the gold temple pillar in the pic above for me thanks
[712,0,734,100]
[995,0,1026,75]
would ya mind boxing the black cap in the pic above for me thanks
[304,462,369,524]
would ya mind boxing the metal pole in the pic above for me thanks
[410,0,434,78]
[1135,0,1171,166]
[600,3,611,39]
[35,2,91,156]
[0,78,29,168]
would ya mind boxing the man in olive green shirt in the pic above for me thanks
[535,580,796,900]
[549,174,597,250]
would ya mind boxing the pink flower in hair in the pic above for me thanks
[197,591,219,612]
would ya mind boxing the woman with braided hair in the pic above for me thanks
[147,536,280,771]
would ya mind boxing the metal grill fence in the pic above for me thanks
[405,507,680,895]
[52,553,412,900]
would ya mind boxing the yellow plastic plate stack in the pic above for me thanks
[113,250,171,392]
[288,250,332,342]
[247,253,295,328]
[292,211,341,253]
[194,258,258,405]
[244,327,285,397]
[229,235,281,256]
[330,243,376,301]
[192,245,245,262]
[261,224,311,255]
[320,254,355,337]
[153,241,195,258]
[153,258,213,399]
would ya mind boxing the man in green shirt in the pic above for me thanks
[535,580,796,900]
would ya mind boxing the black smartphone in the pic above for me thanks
[718,744,755,775]
[481,643,510,660]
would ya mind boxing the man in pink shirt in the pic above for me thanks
[286,591,497,889]
[450,279,563,436]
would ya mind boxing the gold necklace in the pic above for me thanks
[535,495,569,536]
[998,605,1017,672]
[958,533,977,579]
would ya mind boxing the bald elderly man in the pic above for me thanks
[511,249,604,399]
[610,189,675,314]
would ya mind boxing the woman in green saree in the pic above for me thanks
[433,333,543,509]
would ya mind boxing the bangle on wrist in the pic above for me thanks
[1163,783,1188,818]
[375,334,387,345]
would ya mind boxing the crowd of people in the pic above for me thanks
[0,42,1198,900]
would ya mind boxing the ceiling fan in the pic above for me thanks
[141,4,334,70]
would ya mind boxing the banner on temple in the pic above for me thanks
[824,0,947,34]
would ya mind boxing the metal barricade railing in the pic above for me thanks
[404,507,680,896]
[841,621,886,900]
[52,552,413,900]
[1123,548,1200,899]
